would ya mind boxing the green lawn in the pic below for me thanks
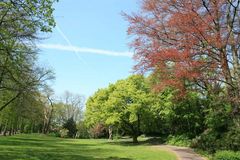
[0,134,176,160]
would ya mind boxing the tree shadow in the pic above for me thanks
[104,156,132,160]
[0,135,134,160]
[0,151,133,160]
[106,137,166,146]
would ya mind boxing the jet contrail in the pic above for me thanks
[55,24,88,65]
[37,43,133,57]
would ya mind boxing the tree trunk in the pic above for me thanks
[44,96,54,134]
[132,135,138,143]
[108,125,113,140]
[3,125,7,136]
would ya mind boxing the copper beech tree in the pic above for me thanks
[125,0,240,114]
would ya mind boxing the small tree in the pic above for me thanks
[63,117,77,138]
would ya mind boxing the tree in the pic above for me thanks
[0,0,57,111]
[42,88,55,134]
[52,92,84,128]
[60,91,84,122]
[86,75,152,143]
[124,0,240,117]
[63,117,77,138]
[0,90,46,135]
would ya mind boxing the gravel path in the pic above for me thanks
[152,145,207,160]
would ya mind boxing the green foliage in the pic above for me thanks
[213,151,240,160]
[147,90,205,137]
[85,75,152,142]
[47,132,60,137]
[204,97,231,133]
[0,0,57,135]
[59,129,69,138]
[63,117,77,138]
[191,130,219,153]
[76,121,90,138]
[222,127,240,151]
[166,135,191,147]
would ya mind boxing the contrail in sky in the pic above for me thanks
[37,43,133,57]
[38,24,133,58]
[55,24,87,65]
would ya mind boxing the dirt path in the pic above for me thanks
[152,145,207,160]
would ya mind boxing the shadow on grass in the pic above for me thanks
[106,137,166,146]
[0,136,97,148]
[105,157,132,160]
[0,151,133,160]
[0,135,134,160]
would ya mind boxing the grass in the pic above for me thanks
[0,134,177,160]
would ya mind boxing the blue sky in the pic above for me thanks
[38,0,139,98]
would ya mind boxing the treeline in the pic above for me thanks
[0,0,57,135]
[85,74,239,152]
[0,90,84,136]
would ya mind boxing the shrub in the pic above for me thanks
[191,130,219,153]
[23,125,31,133]
[59,128,69,138]
[213,151,240,160]
[221,127,240,151]
[191,127,240,152]
[166,135,191,147]
[48,131,61,137]
[113,134,122,140]
[89,123,107,138]
[63,117,77,138]
[76,121,90,139]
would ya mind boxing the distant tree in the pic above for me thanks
[51,92,84,130]
[63,117,77,138]
[89,123,108,139]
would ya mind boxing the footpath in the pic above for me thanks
[153,145,207,160]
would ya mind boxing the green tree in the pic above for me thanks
[0,0,57,111]
[63,117,77,138]
[86,75,152,143]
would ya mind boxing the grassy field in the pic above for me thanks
[0,134,177,160]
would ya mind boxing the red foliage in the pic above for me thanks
[125,0,240,94]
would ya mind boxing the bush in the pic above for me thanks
[166,135,191,147]
[76,121,90,139]
[113,134,122,140]
[47,132,60,137]
[221,127,240,151]
[89,123,107,138]
[191,127,240,152]
[191,129,220,153]
[59,128,69,138]
[63,117,77,138]
[213,151,240,160]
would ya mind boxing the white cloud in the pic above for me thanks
[37,44,133,57]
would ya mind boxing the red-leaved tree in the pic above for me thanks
[125,0,240,114]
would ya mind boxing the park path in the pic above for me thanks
[152,145,207,160]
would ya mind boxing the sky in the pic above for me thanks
[38,0,139,98]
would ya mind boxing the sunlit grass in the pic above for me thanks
[0,134,177,160]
